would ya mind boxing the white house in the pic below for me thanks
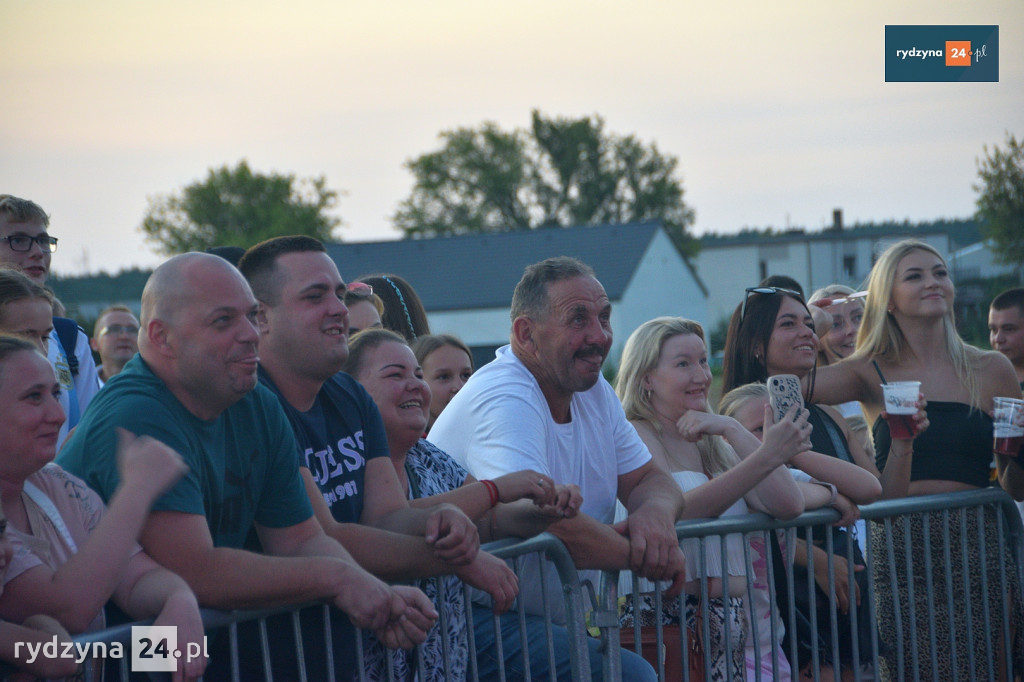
[325,221,708,368]
[693,215,983,329]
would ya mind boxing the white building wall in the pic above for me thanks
[613,229,707,359]
[696,232,958,329]
[693,245,762,329]
[427,308,511,348]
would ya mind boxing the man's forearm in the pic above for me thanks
[155,544,354,611]
[544,515,632,571]
[625,469,686,520]
[326,522,465,581]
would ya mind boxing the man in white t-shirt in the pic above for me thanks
[430,257,685,678]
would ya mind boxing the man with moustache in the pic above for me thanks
[431,256,686,681]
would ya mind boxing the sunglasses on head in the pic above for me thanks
[346,282,373,297]
[740,286,801,324]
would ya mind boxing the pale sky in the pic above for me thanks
[2,0,1022,276]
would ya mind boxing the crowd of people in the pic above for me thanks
[0,190,1022,681]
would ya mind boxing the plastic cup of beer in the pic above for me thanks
[993,397,1024,457]
[881,381,921,439]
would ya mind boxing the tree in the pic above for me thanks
[394,111,697,255]
[975,132,1024,270]
[140,160,341,254]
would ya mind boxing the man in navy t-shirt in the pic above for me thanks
[239,237,515,601]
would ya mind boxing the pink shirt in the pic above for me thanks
[6,464,141,631]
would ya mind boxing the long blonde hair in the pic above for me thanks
[853,239,980,407]
[616,317,739,476]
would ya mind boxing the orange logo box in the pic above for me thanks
[946,40,971,66]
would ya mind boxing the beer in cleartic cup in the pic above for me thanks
[881,381,920,439]
[993,397,1024,458]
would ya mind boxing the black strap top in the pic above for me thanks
[874,401,992,488]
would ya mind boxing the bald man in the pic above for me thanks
[59,253,435,678]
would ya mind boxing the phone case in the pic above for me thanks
[767,374,803,423]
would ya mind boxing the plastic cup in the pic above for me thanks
[881,381,920,439]
[993,397,1024,457]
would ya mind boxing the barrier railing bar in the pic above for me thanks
[920,512,939,680]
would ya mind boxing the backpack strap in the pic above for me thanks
[52,317,80,376]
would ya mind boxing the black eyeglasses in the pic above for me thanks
[99,324,140,337]
[2,234,58,253]
[740,286,800,323]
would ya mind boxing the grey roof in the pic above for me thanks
[325,221,666,311]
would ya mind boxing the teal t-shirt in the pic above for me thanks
[58,355,313,549]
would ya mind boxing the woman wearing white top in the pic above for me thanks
[616,317,839,681]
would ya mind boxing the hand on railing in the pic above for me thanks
[374,585,439,650]
[830,492,860,527]
[612,507,688,596]
[811,548,863,615]
[425,504,479,565]
[455,550,519,613]
[153,591,207,681]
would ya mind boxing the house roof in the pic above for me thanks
[325,221,675,311]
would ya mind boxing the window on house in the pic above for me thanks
[843,255,856,278]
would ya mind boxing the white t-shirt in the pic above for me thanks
[430,345,652,621]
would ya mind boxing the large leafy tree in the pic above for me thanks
[975,132,1024,269]
[394,111,697,254]
[140,160,341,254]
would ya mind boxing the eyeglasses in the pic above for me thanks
[2,234,58,253]
[100,324,139,337]
[740,286,801,323]
[346,282,373,297]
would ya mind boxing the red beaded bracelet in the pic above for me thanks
[480,479,500,507]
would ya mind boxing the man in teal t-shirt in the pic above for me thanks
[59,253,435,677]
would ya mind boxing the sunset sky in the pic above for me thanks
[2,0,1022,275]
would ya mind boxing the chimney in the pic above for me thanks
[832,208,843,232]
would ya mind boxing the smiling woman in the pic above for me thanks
[342,328,588,681]
[0,336,207,678]
[806,239,1024,680]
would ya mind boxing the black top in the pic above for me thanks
[874,401,992,489]
[808,404,853,462]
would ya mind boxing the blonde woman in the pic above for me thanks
[808,239,1022,680]
[615,317,851,681]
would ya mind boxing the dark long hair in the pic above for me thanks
[720,287,813,397]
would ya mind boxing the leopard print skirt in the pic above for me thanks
[870,507,1023,681]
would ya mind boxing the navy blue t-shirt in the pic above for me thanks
[258,368,390,524]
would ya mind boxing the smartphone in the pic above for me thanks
[767,374,803,423]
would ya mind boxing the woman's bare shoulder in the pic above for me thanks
[973,347,1023,398]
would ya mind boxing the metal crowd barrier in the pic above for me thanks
[70,531,594,682]
[597,488,1024,682]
